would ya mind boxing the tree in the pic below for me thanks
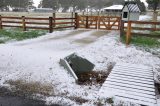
[0,0,5,11]
[9,0,33,8]
[40,0,59,11]
[0,0,10,11]
[147,0,160,11]
[124,0,146,12]
[135,0,146,12]
[0,0,33,11]
[40,0,125,12]
[147,0,160,22]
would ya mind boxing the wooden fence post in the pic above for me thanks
[97,11,100,16]
[153,22,157,31]
[49,17,53,33]
[95,16,98,29]
[82,11,84,16]
[118,17,121,30]
[86,16,89,29]
[120,19,124,38]
[71,12,74,26]
[22,16,26,31]
[52,13,56,27]
[75,13,78,29]
[126,21,132,45]
[91,10,93,16]
[0,15,2,29]
[108,17,111,30]
[97,12,100,30]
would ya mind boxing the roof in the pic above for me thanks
[124,3,141,13]
[103,5,123,10]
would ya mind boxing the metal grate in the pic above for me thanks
[99,63,157,106]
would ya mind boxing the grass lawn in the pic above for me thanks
[0,29,47,43]
[130,36,160,47]
[121,33,160,48]
[150,31,160,36]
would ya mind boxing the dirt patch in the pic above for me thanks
[5,80,54,97]
[66,30,89,36]
[95,98,114,106]
[155,83,160,95]
[73,38,95,44]
[77,63,114,86]
[77,71,108,85]
[68,96,89,105]
[73,31,110,44]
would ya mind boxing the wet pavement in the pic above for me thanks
[0,96,46,106]
[0,87,60,106]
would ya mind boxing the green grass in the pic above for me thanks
[0,29,47,43]
[121,35,160,48]
[0,40,5,44]
[150,31,160,36]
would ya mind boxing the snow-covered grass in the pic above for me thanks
[139,14,160,21]
[0,29,160,105]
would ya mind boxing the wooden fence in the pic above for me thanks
[0,14,121,32]
[121,20,160,45]
[77,16,121,30]
[0,13,77,33]
[0,13,159,45]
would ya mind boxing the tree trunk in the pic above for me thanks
[73,7,76,13]
[153,11,158,22]
[152,11,158,30]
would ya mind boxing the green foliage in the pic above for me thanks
[135,0,146,12]
[0,29,46,43]
[121,35,160,48]
[0,40,5,44]
[125,0,146,12]
[147,0,160,11]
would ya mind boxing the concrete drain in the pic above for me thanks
[60,53,95,81]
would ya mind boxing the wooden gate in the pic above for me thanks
[98,16,121,30]
[77,15,121,30]
[77,16,98,29]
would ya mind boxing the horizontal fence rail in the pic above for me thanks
[0,13,77,33]
[120,20,160,45]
